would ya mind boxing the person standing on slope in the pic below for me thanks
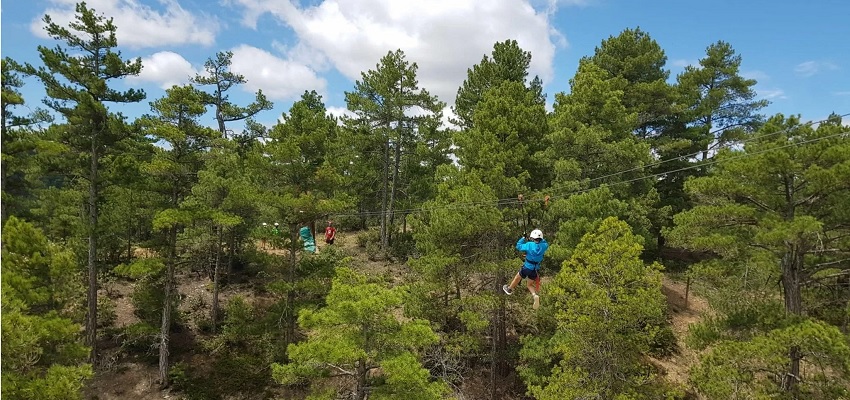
[324,220,336,245]
[503,229,549,310]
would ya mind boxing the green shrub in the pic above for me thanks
[356,228,380,248]
[130,273,180,327]
[649,325,679,357]
[168,361,190,390]
[365,241,382,261]
[119,322,158,356]
[390,231,415,260]
[97,296,116,329]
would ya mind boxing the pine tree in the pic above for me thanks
[666,114,850,395]
[545,59,649,191]
[1,217,92,399]
[690,320,850,399]
[408,166,509,397]
[677,40,768,160]
[25,2,146,361]
[543,58,661,263]
[454,80,548,199]
[272,267,448,400]
[655,41,768,220]
[453,39,545,130]
[1,57,53,222]
[452,68,548,398]
[345,50,445,252]
[183,138,246,333]
[262,90,351,345]
[588,27,674,138]
[141,85,216,385]
[191,51,272,138]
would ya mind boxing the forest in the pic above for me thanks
[2,2,850,400]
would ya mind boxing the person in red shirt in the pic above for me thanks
[324,221,337,245]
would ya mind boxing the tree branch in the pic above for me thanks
[803,270,850,285]
[810,259,850,270]
[325,363,354,376]
[749,243,781,256]
[741,195,773,212]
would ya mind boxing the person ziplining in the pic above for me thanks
[503,229,549,310]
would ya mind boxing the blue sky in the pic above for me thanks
[3,0,849,129]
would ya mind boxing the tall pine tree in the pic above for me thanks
[26,2,145,361]
[345,50,444,251]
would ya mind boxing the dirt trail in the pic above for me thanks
[653,277,710,387]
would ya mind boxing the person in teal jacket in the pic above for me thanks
[299,226,317,253]
[503,229,548,309]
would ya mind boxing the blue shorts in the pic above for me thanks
[519,267,538,280]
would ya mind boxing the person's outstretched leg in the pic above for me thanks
[527,278,540,309]
[503,272,522,294]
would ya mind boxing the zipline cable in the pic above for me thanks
[333,128,849,218]
[545,113,850,196]
[329,123,850,218]
[334,115,848,217]
[546,129,850,202]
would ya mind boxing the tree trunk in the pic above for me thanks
[489,237,506,399]
[226,228,235,281]
[159,224,177,386]
[127,222,132,262]
[780,174,803,396]
[388,139,401,245]
[380,137,390,252]
[285,224,298,348]
[355,358,368,400]
[490,294,503,400]
[781,244,804,395]
[496,272,507,377]
[211,225,223,333]
[86,140,99,363]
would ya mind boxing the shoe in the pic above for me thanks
[502,285,512,295]
[533,294,540,310]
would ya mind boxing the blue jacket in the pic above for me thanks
[516,237,548,270]
[299,226,316,253]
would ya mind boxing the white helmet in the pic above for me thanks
[529,229,543,239]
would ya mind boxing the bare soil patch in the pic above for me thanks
[651,277,710,389]
[85,362,166,400]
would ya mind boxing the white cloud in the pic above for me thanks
[794,60,839,77]
[440,106,460,131]
[835,91,850,96]
[30,0,218,49]
[228,0,560,106]
[758,89,787,100]
[326,106,356,122]
[671,59,696,69]
[542,0,594,15]
[129,51,196,88]
[271,40,332,72]
[229,44,327,101]
[742,70,770,81]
